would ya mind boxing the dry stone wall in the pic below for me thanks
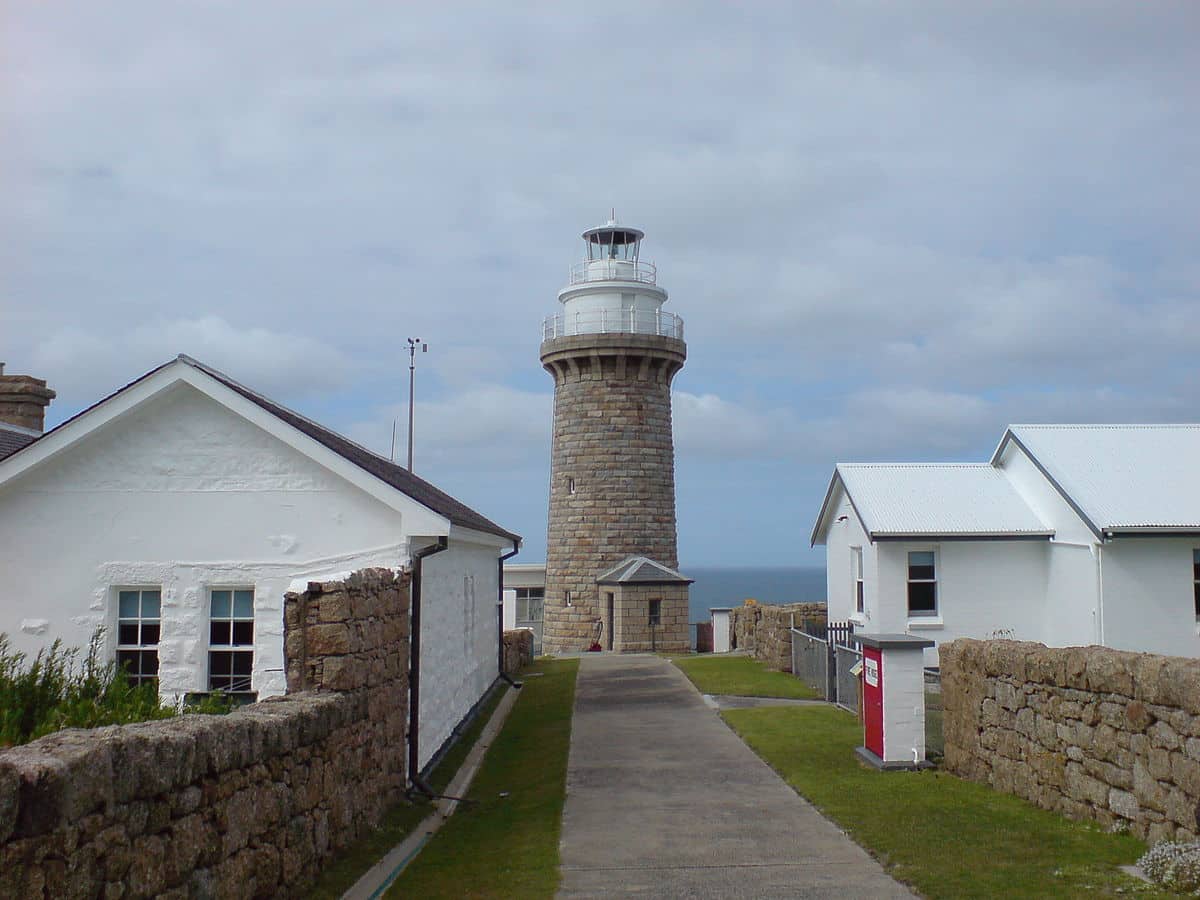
[540,334,686,653]
[0,568,411,899]
[729,603,827,672]
[501,629,533,674]
[942,638,1200,843]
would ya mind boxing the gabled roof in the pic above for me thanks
[596,556,693,585]
[811,463,1052,546]
[993,424,1200,535]
[0,355,520,545]
[0,426,36,462]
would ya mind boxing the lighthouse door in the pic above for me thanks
[605,592,615,651]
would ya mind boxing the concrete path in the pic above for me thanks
[557,655,913,899]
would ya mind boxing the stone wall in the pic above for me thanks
[539,333,686,654]
[729,603,827,672]
[501,629,533,675]
[942,638,1200,843]
[610,583,689,653]
[0,568,411,899]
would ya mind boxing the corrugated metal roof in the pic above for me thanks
[1002,424,1200,531]
[837,463,1052,538]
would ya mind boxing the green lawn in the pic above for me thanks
[386,658,579,899]
[307,682,508,900]
[723,705,1168,899]
[672,654,819,700]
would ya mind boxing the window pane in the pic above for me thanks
[529,597,544,622]
[118,650,138,671]
[210,651,232,676]
[908,551,935,579]
[232,651,253,676]
[118,623,139,645]
[211,590,231,618]
[143,652,159,676]
[1195,583,1199,617]
[856,581,864,613]
[141,591,161,619]
[141,623,160,646]
[908,582,937,614]
[231,621,254,645]
[211,621,231,646]
[119,591,140,618]
[530,587,544,599]
[233,590,254,618]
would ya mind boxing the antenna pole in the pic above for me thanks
[390,419,397,462]
[406,337,425,472]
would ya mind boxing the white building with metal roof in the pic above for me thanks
[812,425,1200,662]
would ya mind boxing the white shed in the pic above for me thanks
[0,355,521,772]
[812,424,1200,663]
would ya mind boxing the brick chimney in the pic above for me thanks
[0,363,56,434]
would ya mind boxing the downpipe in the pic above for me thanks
[497,540,523,688]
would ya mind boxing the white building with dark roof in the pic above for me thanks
[812,425,1200,663]
[0,356,520,773]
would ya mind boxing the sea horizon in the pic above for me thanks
[682,565,826,625]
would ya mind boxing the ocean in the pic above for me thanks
[684,566,826,624]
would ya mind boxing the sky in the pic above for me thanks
[2,2,1198,567]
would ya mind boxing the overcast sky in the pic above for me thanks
[3,2,1197,567]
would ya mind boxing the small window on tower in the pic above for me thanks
[649,599,662,627]
[565,590,573,607]
[567,476,576,494]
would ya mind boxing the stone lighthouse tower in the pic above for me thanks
[540,218,691,654]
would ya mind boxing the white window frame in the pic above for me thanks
[906,549,939,618]
[115,586,162,687]
[1193,548,1199,623]
[852,547,865,616]
[515,586,544,623]
[208,587,255,694]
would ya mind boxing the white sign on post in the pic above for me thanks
[864,657,879,687]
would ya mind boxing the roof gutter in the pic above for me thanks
[498,540,523,688]
[408,535,449,798]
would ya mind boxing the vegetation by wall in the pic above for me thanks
[728,602,826,672]
[0,568,411,899]
[942,638,1200,843]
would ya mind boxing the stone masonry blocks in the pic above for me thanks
[540,335,686,654]
[942,638,1200,842]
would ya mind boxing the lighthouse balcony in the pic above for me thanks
[568,258,657,286]
[542,308,684,341]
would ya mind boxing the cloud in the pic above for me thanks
[2,2,1197,562]
[26,317,353,417]
[344,385,550,471]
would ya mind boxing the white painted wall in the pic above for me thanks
[417,535,504,770]
[997,442,1096,546]
[0,384,412,701]
[1101,539,1200,658]
[823,490,875,626]
[879,646,928,764]
[875,541,1051,664]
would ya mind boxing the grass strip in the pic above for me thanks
[306,682,509,900]
[386,659,579,899]
[673,654,818,700]
[723,705,1168,899]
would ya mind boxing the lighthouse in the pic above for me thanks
[540,217,692,654]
